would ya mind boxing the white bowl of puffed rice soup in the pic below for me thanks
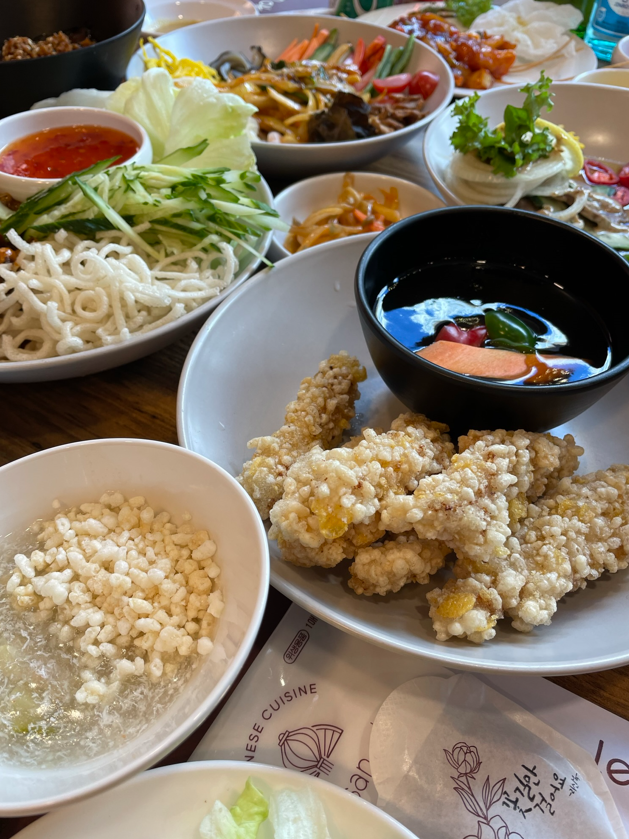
[0,438,269,816]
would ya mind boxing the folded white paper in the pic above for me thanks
[370,674,625,839]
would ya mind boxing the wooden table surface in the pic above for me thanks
[2,129,629,837]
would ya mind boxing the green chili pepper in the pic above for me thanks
[485,309,537,353]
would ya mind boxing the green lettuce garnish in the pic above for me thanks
[450,71,556,178]
[200,779,269,839]
[445,0,492,28]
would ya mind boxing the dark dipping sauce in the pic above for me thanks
[375,258,613,385]
[0,125,139,179]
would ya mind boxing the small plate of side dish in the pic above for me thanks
[0,439,268,815]
[423,77,629,262]
[179,233,629,676]
[11,761,417,839]
[126,14,455,176]
[359,0,597,95]
[143,0,258,36]
[270,171,444,260]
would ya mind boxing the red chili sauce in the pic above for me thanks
[0,125,139,179]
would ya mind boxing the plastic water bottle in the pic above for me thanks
[585,0,629,60]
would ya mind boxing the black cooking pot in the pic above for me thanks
[0,0,145,118]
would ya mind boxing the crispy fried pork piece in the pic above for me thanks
[269,413,454,568]
[459,429,583,503]
[348,534,450,596]
[276,520,386,569]
[427,465,629,643]
[238,352,366,519]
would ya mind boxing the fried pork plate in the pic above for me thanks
[239,352,629,644]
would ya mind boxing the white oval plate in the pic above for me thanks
[423,81,629,206]
[0,179,274,383]
[178,235,629,676]
[359,1,597,96]
[13,761,417,839]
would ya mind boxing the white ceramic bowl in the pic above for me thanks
[144,0,257,34]
[423,82,629,206]
[0,175,274,383]
[573,67,629,88]
[127,15,455,177]
[0,439,269,817]
[612,34,629,65]
[270,171,444,261]
[12,761,417,839]
[0,107,152,202]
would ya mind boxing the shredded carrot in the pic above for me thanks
[277,38,298,62]
[353,208,367,223]
[285,39,310,62]
[303,27,330,59]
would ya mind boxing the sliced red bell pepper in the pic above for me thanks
[354,65,378,92]
[372,73,412,94]
[584,159,619,186]
[619,164,629,189]
[353,37,365,70]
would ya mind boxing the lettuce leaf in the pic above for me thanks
[269,787,332,839]
[107,68,256,170]
[199,780,269,839]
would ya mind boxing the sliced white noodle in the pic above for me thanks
[0,228,239,362]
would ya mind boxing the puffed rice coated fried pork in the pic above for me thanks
[238,352,366,519]
[269,413,454,568]
[427,465,629,643]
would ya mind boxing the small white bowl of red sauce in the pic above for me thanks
[0,107,152,202]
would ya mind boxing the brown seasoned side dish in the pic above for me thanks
[1,30,95,61]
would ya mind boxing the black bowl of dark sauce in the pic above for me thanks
[355,206,629,432]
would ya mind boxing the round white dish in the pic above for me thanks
[270,171,444,261]
[573,67,629,88]
[359,1,597,96]
[612,34,629,65]
[0,107,152,202]
[178,234,629,676]
[12,761,417,839]
[144,0,257,35]
[127,14,455,177]
[0,177,274,383]
[423,81,629,206]
[0,439,268,816]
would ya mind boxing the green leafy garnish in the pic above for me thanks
[450,71,556,178]
[445,0,492,28]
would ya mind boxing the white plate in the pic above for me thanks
[127,15,455,177]
[178,235,629,676]
[359,1,597,96]
[0,179,274,384]
[423,81,629,206]
[13,761,417,839]
[144,0,257,36]
[270,171,444,260]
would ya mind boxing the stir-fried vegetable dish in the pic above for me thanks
[142,27,440,144]
[284,172,401,253]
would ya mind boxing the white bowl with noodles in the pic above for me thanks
[0,438,269,816]
[270,171,444,260]
[423,81,629,206]
[126,14,455,177]
[0,107,153,202]
[0,176,274,384]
